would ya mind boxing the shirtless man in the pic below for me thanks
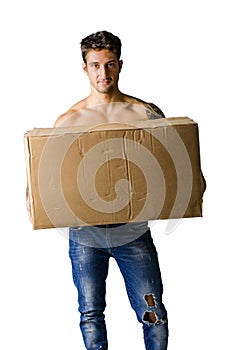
[27,31,168,350]
[54,33,164,128]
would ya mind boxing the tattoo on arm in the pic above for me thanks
[146,109,159,119]
[145,103,165,120]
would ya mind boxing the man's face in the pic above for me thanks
[83,49,122,94]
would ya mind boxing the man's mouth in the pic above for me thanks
[98,79,112,85]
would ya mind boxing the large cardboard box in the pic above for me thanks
[24,117,205,229]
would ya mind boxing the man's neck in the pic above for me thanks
[87,88,125,107]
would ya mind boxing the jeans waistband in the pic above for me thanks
[94,223,126,228]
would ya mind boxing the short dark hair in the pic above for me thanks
[80,30,122,63]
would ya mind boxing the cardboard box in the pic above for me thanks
[24,117,205,229]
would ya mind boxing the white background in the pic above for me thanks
[0,0,231,349]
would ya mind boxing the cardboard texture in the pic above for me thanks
[24,117,205,229]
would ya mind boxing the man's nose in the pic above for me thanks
[99,65,107,78]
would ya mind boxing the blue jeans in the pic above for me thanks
[69,224,168,350]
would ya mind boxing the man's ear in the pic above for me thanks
[119,59,123,73]
[82,62,88,75]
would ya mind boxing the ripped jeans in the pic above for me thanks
[69,225,168,350]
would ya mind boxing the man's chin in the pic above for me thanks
[97,82,114,94]
[97,85,114,94]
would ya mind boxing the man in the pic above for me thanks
[27,31,168,349]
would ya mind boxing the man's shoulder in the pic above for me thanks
[145,102,165,119]
[123,94,165,119]
[54,98,87,127]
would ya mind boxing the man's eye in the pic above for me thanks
[108,63,115,68]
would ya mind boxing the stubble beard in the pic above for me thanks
[96,82,116,94]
